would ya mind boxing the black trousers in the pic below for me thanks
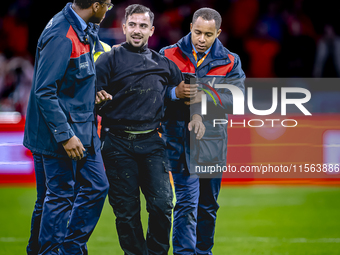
[101,130,173,255]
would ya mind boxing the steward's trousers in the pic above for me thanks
[38,150,109,255]
[27,154,83,255]
[172,170,222,255]
[101,129,173,255]
[27,153,46,255]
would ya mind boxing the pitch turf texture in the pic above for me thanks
[0,186,340,255]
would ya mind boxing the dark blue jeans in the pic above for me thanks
[101,130,173,255]
[38,150,109,255]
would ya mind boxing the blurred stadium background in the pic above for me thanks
[0,0,340,254]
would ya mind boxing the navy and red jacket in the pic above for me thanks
[160,33,245,172]
[23,3,103,157]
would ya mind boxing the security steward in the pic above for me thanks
[26,39,111,255]
[95,4,205,255]
[23,1,112,254]
[160,8,246,255]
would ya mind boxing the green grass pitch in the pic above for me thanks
[0,185,340,254]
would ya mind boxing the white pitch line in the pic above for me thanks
[215,237,340,243]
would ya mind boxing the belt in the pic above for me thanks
[105,128,158,140]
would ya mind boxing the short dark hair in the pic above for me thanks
[73,0,105,9]
[125,4,154,25]
[192,8,222,30]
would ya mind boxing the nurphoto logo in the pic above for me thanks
[200,84,312,127]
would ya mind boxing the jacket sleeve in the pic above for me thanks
[206,53,246,114]
[95,50,113,92]
[35,35,74,143]
[168,58,183,88]
[159,48,181,100]
[95,49,115,115]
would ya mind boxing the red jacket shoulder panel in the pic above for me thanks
[164,47,195,74]
[66,26,90,59]
[206,54,235,76]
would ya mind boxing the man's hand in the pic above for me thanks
[185,90,204,105]
[96,90,112,104]
[188,114,205,140]
[62,135,86,160]
[175,81,198,99]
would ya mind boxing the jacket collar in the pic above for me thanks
[177,32,231,66]
[69,4,87,31]
[122,42,149,53]
[63,3,99,45]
